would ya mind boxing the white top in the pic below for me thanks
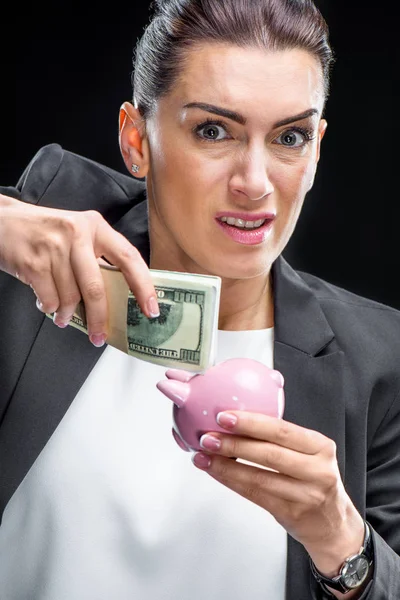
[0,328,287,600]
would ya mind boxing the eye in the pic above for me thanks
[194,120,230,142]
[275,127,313,148]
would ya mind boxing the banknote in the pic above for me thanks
[47,264,221,372]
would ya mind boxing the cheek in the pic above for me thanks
[274,159,315,207]
[149,156,218,247]
[152,155,228,227]
[151,128,206,193]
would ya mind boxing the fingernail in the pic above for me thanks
[216,412,238,429]
[89,333,107,347]
[53,313,71,328]
[191,452,211,470]
[147,296,160,318]
[36,298,44,312]
[200,434,221,451]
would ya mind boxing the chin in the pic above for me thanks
[204,258,271,281]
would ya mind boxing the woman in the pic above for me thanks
[0,1,399,599]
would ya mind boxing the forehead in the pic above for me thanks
[170,43,325,122]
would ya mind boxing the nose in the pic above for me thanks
[230,149,275,202]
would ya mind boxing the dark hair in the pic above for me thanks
[133,0,334,119]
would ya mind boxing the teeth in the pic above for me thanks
[220,217,266,229]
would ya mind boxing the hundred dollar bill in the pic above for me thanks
[48,264,221,372]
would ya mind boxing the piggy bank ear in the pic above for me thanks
[156,379,191,408]
[270,369,285,388]
[165,369,197,382]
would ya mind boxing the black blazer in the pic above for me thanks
[1,144,399,600]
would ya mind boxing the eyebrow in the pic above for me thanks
[183,102,319,128]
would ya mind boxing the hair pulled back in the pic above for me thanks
[133,0,334,119]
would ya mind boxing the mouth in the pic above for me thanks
[215,212,276,246]
[218,216,268,229]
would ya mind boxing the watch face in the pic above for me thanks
[342,556,369,589]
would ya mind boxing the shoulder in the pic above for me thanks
[10,143,146,222]
[299,268,400,319]
[298,270,400,431]
[298,268,400,365]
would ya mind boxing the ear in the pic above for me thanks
[306,118,328,191]
[119,101,150,178]
[315,118,328,164]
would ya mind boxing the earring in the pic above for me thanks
[131,164,140,174]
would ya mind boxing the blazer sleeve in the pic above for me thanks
[361,387,400,599]
[316,389,400,600]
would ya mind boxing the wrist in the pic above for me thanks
[306,514,365,576]
[309,521,374,599]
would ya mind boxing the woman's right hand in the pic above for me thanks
[0,194,159,347]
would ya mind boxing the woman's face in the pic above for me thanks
[144,44,327,279]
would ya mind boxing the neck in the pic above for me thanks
[150,250,274,332]
[217,274,274,331]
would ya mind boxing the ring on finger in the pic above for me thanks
[36,298,45,312]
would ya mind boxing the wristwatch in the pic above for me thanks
[309,522,374,595]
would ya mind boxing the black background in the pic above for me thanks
[6,1,398,308]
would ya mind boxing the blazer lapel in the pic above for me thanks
[272,256,348,600]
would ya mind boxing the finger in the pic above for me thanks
[70,245,108,345]
[200,434,315,481]
[216,412,326,455]
[28,272,60,315]
[165,369,197,382]
[193,453,304,505]
[51,253,82,326]
[212,469,320,511]
[95,219,160,319]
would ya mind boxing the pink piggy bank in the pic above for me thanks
[156,358,285,452]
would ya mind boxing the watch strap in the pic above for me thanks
[309,522,373,594]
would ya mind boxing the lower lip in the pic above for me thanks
[216,219,274,246]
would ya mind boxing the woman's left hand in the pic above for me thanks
[192,410,365,575]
